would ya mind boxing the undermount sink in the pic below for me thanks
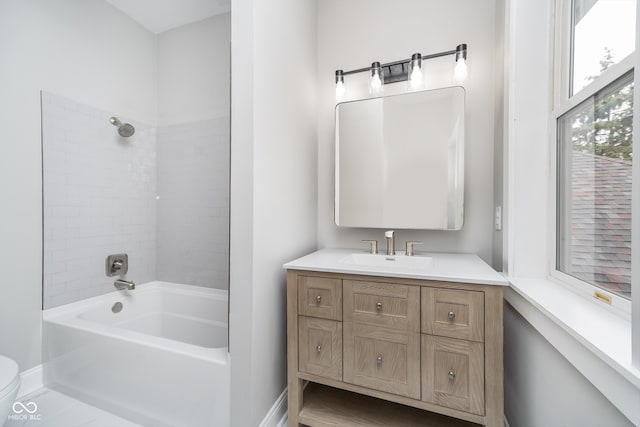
[339,252,433,270]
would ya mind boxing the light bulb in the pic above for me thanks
[369,62,383,95]
[371,72,382,89]
[335,69,345,101]
[408,53,424,90]
[454,44,468,83]
[410,66,423,87]
[335,80,346,100]
[454,57,467,82]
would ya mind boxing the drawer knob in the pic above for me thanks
[315,295,322,304]
[376,302,382,311]
[376,355,383,365]
[448,311,456,320]
[448,370,456,380]
[316,345,322,353]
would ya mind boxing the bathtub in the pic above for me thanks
[43,281,229,427]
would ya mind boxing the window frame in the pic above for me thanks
[550,0,636,316]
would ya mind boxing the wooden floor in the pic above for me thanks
[298,383,482,427]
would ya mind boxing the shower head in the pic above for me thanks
[117,123,135,138]
[109,116,135,137]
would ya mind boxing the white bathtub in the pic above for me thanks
[43,281,229,427]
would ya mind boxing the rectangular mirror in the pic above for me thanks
[335,86,465,230]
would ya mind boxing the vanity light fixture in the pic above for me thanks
[334,43,468,100]
[454,43,468,83]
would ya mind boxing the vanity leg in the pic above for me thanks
[287,378,303,427]
[287,271,303,426]
[484,287,504,427]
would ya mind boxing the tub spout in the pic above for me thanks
[114,279,135,291]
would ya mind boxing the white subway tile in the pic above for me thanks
[43,94,229,307]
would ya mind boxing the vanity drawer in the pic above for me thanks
[421,335,484,415]
[344,322,420,399]
[298,276,342,320]
[343,280,420,331]
[421,287,484,342]
[298,316,343,381]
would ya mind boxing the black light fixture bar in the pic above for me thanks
[337,44,466,84]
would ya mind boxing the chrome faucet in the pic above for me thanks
[114,279,135,291]
[384,230,395,256]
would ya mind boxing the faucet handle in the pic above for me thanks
[362,240,378,254]
[405,241,424,256]
[384,230,395,239]
[106,254,128,277]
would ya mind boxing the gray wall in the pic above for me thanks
[157,14,231,127]
[493,0,506,272]
[229,0,318,425]
[316,0,499,266]
[504,303,632,426]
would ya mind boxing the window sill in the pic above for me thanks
[505,277,640,424]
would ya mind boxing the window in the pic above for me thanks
[555,0,636,306]
[557,73,633,299]
[571,0,636,95]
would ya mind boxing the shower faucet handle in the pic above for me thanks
[106,254,129,277]
[362,240,378,254]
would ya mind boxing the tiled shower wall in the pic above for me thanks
[42,92,157,308]
[42,93,230,308]
[156,118,230,288]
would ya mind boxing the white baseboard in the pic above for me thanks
[504,415,510,427]
[18,364,43,397]
[259,388,288,427]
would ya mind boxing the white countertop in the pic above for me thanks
[283,249,509,286]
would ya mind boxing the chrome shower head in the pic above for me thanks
[109,116,135,137]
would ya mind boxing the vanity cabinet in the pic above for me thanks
[287,269,504,427]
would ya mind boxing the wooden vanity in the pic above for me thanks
[285,250,507,427]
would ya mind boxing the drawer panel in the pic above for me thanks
[344,280,420,331]
[299,316,343,381]
[344,323,420,399]
[421,335,484,415]
[422,287,484,342]
[298,276,342,320]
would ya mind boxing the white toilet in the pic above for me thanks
[0,355,20,427]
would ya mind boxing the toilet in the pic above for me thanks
[0,355,20,427]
